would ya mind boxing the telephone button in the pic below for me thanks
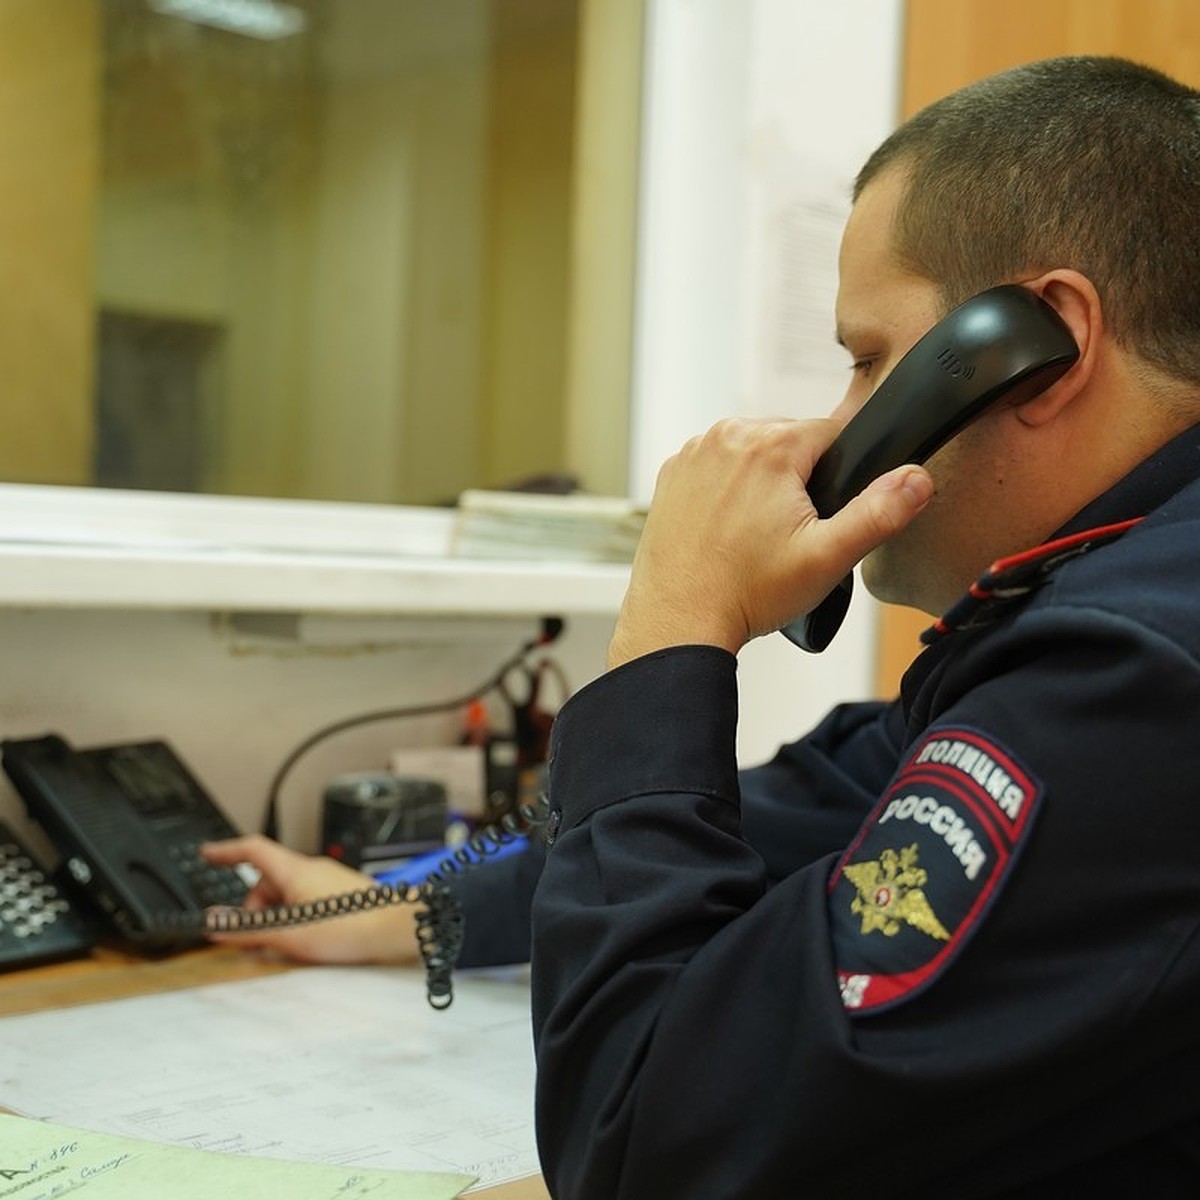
[66,856,94,886]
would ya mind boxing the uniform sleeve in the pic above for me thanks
[530,622,1200,1199]
[740,697,903,881]
[451,691,900,968]
[449,836,546,968]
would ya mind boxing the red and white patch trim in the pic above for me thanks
[827,726,1043,1015]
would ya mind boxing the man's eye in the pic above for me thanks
[850,357,878,379]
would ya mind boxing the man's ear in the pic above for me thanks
[1011,269,1102,427]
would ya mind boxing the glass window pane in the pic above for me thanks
[3,0,582,506]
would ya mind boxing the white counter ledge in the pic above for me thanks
[0,484,630,616]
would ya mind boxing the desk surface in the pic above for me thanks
[0,944,549,1200]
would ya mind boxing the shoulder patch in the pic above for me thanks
[828,726,1042,1016]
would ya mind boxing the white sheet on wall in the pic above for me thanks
[630,0,903,497]
[628,0,905,753]
[742,148,850,418]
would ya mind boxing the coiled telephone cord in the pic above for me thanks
[200,792,550,1009]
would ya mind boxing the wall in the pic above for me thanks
[0,0,97,487]
[0,596,852,860]
[478,5,578,493]
[300,2,489,504]
[0,607,617,859]
[95,2,499,505]
[561,0,644,499]
[626,0,904,727]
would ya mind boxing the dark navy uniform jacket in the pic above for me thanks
[511,424,1200,1199]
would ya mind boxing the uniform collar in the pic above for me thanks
[1055,420,1200,537]
[918,421,1200,647]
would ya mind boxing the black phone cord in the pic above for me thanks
[199,790,549,1008]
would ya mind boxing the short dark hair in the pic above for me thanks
[857,56,1200,386]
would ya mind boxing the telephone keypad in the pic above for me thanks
[83,741,251,910]
[169,840,249,907]
[0,822,96,969]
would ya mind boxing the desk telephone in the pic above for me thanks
[0,729,527,1007]
[0,733,249,968]
[0,620,562,1008]
[785,284,1079,651]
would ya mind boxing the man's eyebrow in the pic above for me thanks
[834,323,861,350]
[835,319,882,351]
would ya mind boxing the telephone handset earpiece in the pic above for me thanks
[783,284,1080,652]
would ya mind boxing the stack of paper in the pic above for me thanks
[450,490,645,564]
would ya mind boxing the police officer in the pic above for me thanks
[205,55,1200,1198]
[531,56,1200,1198]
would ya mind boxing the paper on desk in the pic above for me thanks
[0,1112,472,1199]
[0,966,538,1191]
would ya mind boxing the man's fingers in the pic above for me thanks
[822,465,934,563]
[201,834,296,878]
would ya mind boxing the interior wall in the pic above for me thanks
[479,5,578,492]
[304,0,492,506]
[394,47,490,507]
[0,607,617,859]
[95,2,495,506]
[561,0,644,498]
[625,0,903,746]
[0,0,98,487]
[874,0,1200,695]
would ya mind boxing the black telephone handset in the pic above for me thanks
[783,284,1080,652]
[0,733,249,949]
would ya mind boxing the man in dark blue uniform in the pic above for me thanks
[205,55,1200,1197]
[528,55,1200,1197]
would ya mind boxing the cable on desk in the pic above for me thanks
[261,617,565,841]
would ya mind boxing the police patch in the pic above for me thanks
[828,725,1042,1015]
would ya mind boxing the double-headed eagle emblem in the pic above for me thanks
[842,843,950,941]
